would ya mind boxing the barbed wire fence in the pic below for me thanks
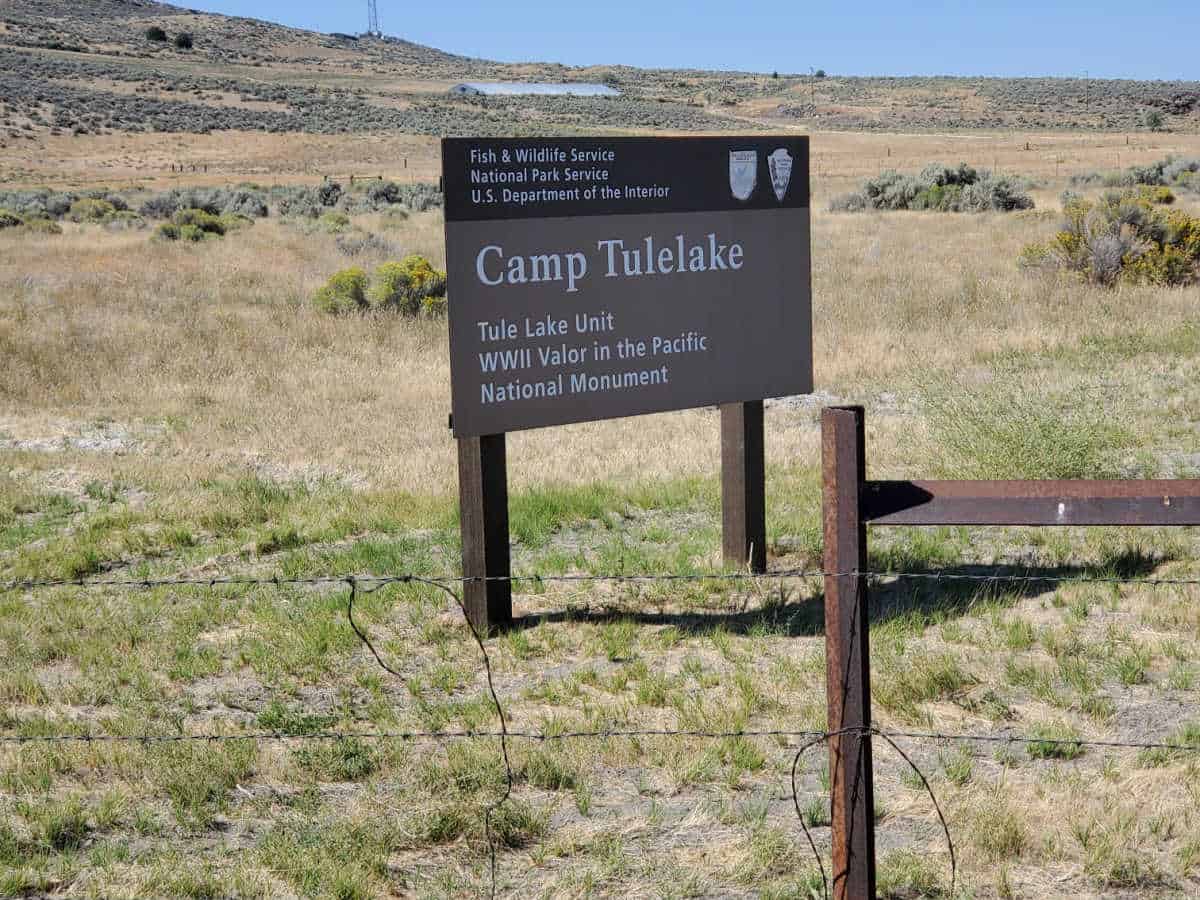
[5,567,1200,898]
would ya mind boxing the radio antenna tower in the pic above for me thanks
[367,0,381,37]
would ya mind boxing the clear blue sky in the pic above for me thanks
[185,1,1199,80]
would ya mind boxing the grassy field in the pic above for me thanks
[2,123,1200,899]
[2,17,1199,900]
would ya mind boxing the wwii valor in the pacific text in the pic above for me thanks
[473,301,712,405]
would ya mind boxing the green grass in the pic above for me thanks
[1138,721,1200,767]
[730,826,801,884]
[877,849,950,898]
[968,793,1027,861]
[939,746,974,786]
[3,448,1200,895]
[520,746,578,791]
[799,797,829,828]
[292,738,378,782]
[1109,643,1151,686]
[258,814,394,899]
[1027,721,1085,760]
[28,795,91,852]
[980,322,1200,375]
[151,741,257,829]
[256,700,337,735]
[0,482,83,552]
[873,643,976,722]
[922,379,1135,479]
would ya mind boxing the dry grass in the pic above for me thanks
[7,128,1200,195]
[2,172,1197,498]
[0,130,443,192]
[3,133,1200,897]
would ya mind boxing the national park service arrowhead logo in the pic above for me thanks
[729,150,757,201]
[768,148,793,202]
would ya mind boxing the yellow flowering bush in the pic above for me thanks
[367,256,447,316]
[1019,190,1200,287]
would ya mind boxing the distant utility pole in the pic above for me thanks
[809,67,816,111]
[367,0,381,37]
[1083,69,1089,116]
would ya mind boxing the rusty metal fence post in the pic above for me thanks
[821,406,876,899]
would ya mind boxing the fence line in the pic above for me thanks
[5,725,1200,754]
[6,567,1200,592]
[4,566,1199,898]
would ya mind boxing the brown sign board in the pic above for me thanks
[442,136,813,437]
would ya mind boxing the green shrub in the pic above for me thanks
[1124,244,1195,285]
[317,181,343,207]
[67,198,116,223]
[155,223,181,241]
[103,210,145,231]
[313,267,369,314]
[174,32,194,50]
[1017,242,1055,273]
[0,208,22,229]
[140,187,268,220]
[1072,156,1200,190]
[172,208,226,236]
[921,162,979,187]
[840,162,1033,213]
[421,295,448,318]
[319,210,351,233]
[273,186,323,219]
[1140,186,1175,205]
[145,26,168,42]
[365,180,401,205]
[972,175,1037,211]
[368,256,447,315]
[335,230,396,257]
[218,213,254,232]
[0,189,75,220]
[179,224,206,242]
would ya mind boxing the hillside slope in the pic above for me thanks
[1,0,1198,143]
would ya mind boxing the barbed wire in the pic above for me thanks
[3,726,1197,753]
[4,567,1200,593]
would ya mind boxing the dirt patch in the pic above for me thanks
[0,418,163,455]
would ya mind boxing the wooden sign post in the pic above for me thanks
[721,400,767,572]
[457,434,511,632]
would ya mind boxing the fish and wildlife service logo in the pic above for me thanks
[729,150,757,201]
[768,148,793,202]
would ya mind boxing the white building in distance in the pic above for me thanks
[450,82,620,97]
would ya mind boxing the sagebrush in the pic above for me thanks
[1020,190,1200,286]
[831,162,1034,213]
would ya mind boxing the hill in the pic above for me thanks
[2,0,1199,145]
